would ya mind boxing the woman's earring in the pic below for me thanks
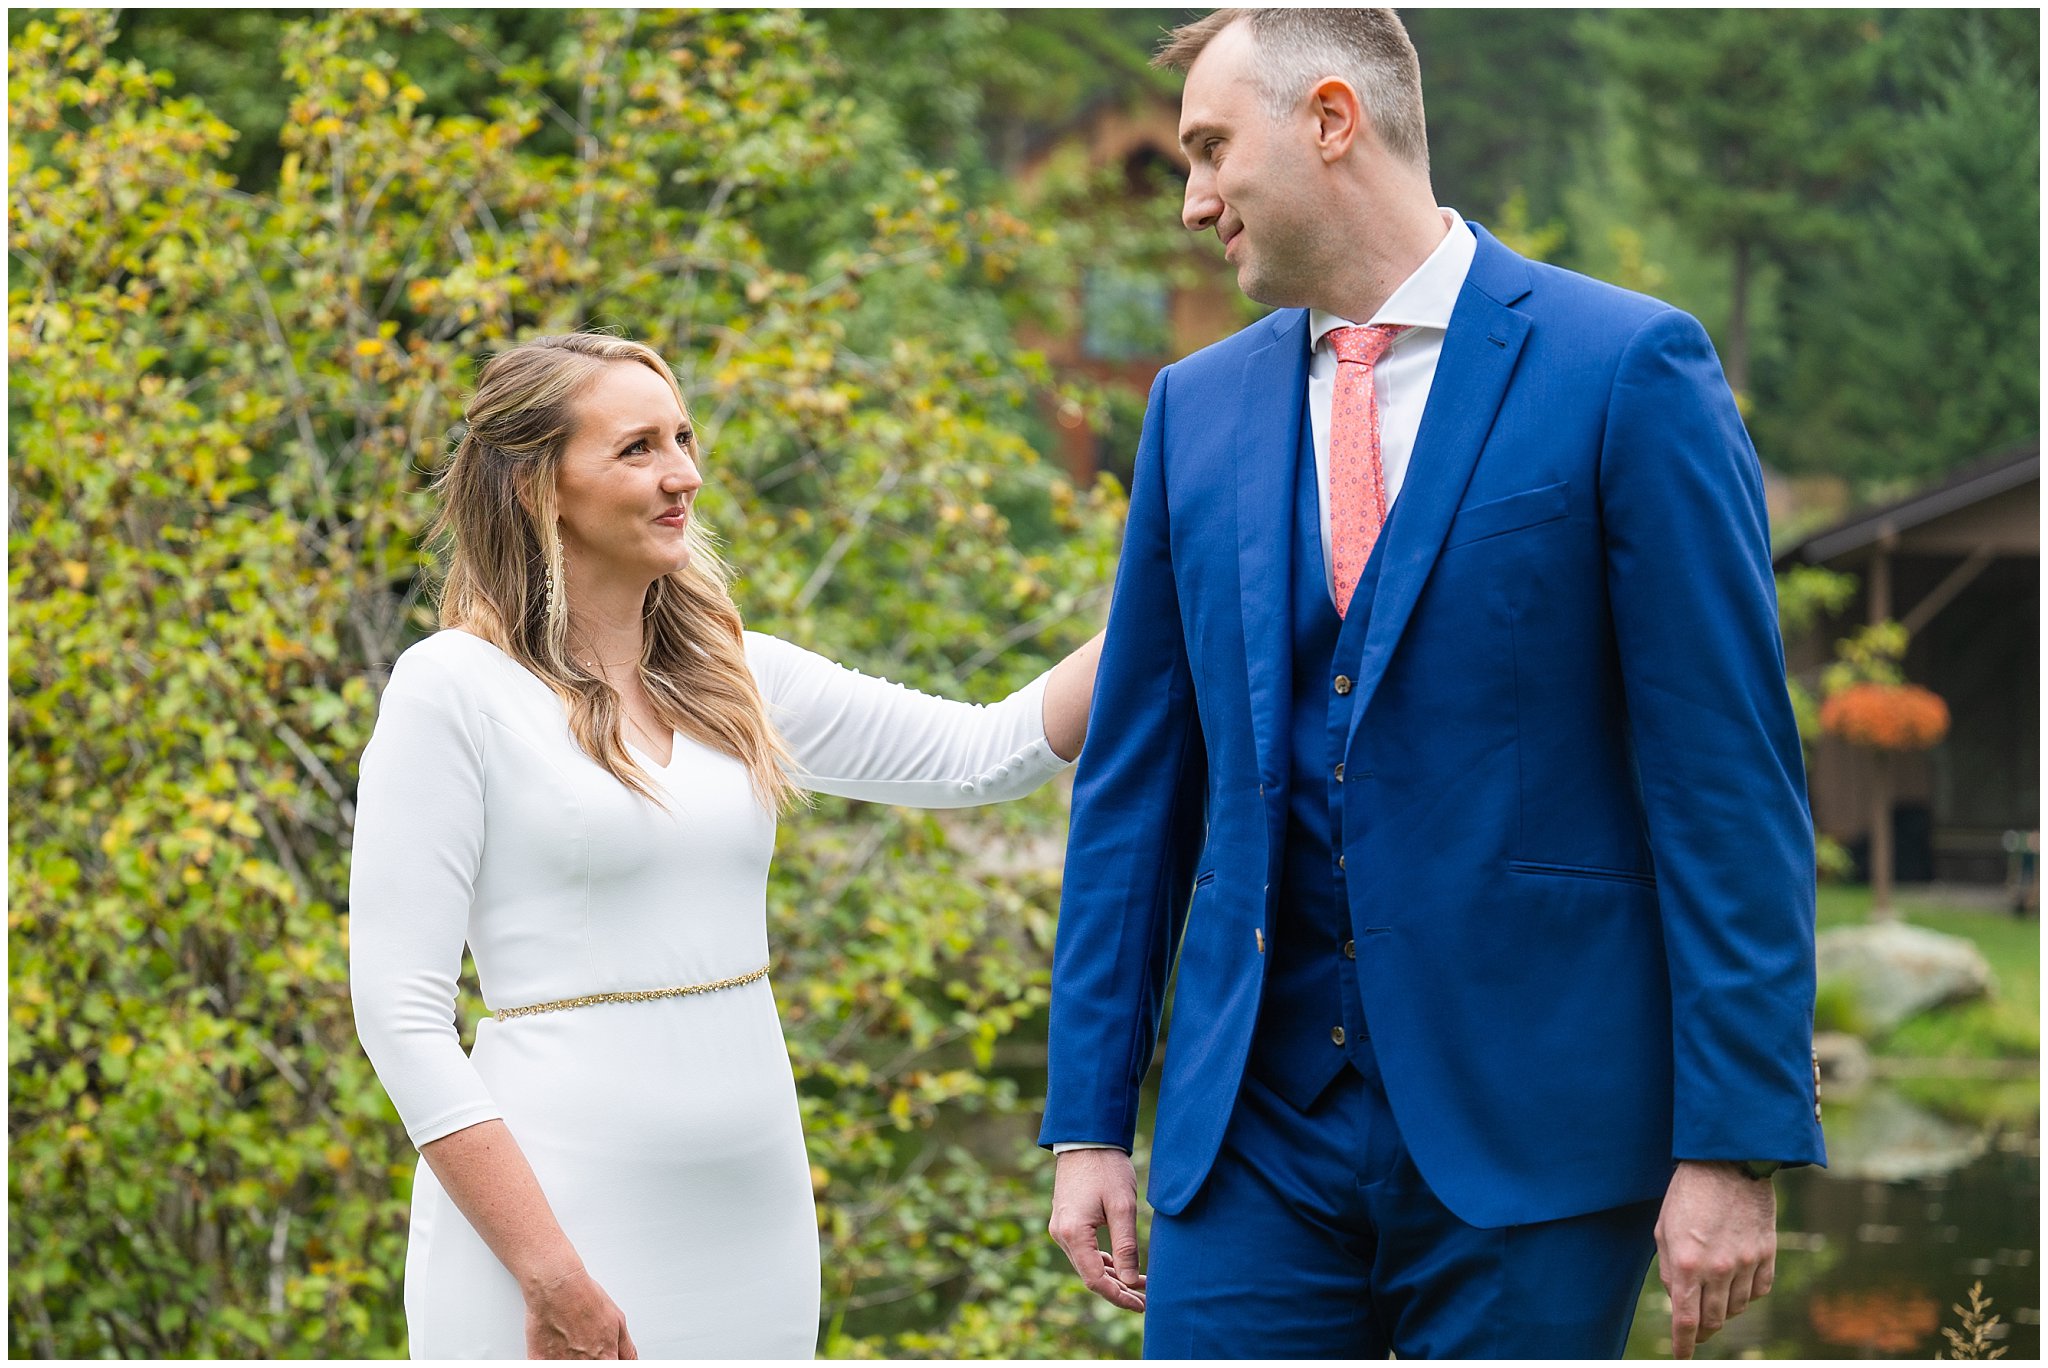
[544,544,563,628]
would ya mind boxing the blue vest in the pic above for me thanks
[1247,398,1385,1111]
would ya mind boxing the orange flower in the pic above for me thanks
[1819,682,1951,752]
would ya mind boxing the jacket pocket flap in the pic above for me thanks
[1445,480,1570,547]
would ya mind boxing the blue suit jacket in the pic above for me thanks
[1041,226,1826,1229]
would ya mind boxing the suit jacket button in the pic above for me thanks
[1334,675,1353,695]
[1343,939,1355,959]
[1334,763,1345,783]
[1338,854,1346,871]
[1330,1026,1346,1046]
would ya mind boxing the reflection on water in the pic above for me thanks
[1626,1082,2040,1360]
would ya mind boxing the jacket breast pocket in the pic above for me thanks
[1444,481,1570,549]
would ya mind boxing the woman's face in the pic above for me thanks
[553,360,703,593]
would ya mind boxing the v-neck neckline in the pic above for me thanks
[624,730,680,771]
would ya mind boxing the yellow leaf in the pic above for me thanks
[323,1143,351,1170]
[363,70,390,101]
[106,1033,134,1057]
[61,560,87,588]
[354,338,385,358]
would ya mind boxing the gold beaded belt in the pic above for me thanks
[493,963,771,1022]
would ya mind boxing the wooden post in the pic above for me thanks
[1867,541,1892,625]
[1870,752,1897,920]
[1867,539,1896,920]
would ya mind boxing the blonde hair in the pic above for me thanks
[1155,8,1430,172]
[428,333,797,810]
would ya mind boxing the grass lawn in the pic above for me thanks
[1816,884,2041,1062]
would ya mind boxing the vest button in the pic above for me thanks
[1334,675,1353,695]
[1334,763,1345,783]
[1338,854,1346,871]
[1330,1026,1346,1046]
[1343,939,1356,959]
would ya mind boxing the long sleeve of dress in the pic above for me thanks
[348,645,504,1149]
[745,632,1071,807]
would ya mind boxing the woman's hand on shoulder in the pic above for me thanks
[523,1264,638,1359]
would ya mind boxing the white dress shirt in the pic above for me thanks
[1305,208,1477,596]
[1051,211,1478,1157]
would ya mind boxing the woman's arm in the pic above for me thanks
[349,641,632,1358]
[1040,630,1105,763]
[744,630,1091,807]
[420,1121,637,1359]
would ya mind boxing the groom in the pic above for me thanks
[1040,9,1824,1359]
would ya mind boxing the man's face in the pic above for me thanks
[1177,22,1323,308]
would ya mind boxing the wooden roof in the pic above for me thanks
[1775,440,2039,568]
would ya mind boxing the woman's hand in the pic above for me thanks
[524,1264,638,1359]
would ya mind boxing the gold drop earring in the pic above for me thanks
[545,529,565,629]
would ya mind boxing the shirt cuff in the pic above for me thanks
[1051,1141,1128,1154]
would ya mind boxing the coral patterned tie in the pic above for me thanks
[1327,323,1409,618]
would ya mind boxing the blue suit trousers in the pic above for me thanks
[1143,1045,1660,1359]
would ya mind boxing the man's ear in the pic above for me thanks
[1310,77,1365,163]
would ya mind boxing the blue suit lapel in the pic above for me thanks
[1235,309,1310,791]
[1344,229,1533,758]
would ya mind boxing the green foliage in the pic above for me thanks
[1821,621,1912,697]
[1885,996,2042,1064]
[1812,978,1870,1037]
[10,10,1128,1357]
[1815,836,1857,886]
[1407,10,1598,227]
[1768,16,2040,483]
[1588,11,1892,259]
[1585,9,1894,394]
[1776,566,1859,640]
[1895,1074,2043,1132]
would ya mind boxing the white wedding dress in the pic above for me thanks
[349,629,1068,1358]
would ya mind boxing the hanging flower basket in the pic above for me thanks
[1818,681,1950,752]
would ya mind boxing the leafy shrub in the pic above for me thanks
[11,10,1126,1356]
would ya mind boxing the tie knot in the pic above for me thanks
[1328,323,1407,367]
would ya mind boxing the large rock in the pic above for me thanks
[1816,921,1992,1035]
[1820,1085,1990,1183]
[1813,1030,1874,1092]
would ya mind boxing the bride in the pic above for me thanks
[349,332,1101,1358]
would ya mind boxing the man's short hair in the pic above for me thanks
[1155,8,1429,171]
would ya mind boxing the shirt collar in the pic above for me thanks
[1309,208,1478,353]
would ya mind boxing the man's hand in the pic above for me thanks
[1656,1161,1776,1359]
[1049,1148,1147,1311]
